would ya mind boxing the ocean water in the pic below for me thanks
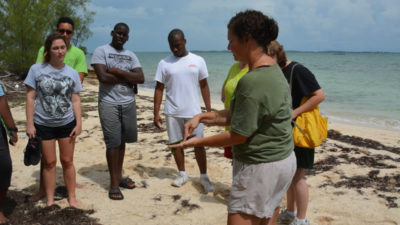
[88,51,400,131]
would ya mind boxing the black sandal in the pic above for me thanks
[109,188,124,200]
[119,177,136,189]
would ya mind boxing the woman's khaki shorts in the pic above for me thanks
[228,152,296,219]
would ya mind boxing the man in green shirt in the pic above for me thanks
[36,17,88,83]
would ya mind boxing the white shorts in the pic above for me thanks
[228,152,296,219]
[165,115,204,143]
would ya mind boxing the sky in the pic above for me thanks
[81,0,400,53]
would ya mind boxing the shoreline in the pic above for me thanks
[138,85,400,133]
[4,76,400,224]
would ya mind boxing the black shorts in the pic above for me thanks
[0,125,12,188]
[35,120,76,140]
[294,146,315,169]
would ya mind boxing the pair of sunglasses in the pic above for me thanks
[58,29,73,35]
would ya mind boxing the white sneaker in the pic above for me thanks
[172,174,188,187]
[200,176,215,193]
[277,210,295,224]
[289,218,310,225]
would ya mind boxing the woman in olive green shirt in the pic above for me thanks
[169,10,296,225]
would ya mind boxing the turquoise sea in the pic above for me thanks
[88,51,400,131]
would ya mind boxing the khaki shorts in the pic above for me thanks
[228,152,296,218]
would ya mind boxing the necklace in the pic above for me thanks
[254,65,270,69]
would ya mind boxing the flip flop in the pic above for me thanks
[24,136,42,166]
[54,186,68,200]
[119,177,136,189]
[109,188,124,200]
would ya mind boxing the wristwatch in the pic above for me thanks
[8,127,18,132]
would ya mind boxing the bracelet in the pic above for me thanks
[8,127,18,132]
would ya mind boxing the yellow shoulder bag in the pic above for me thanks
[289,64,328,149]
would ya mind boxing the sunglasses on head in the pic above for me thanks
[58,29,73,35]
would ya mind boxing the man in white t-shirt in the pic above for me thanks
[153,29,214,193]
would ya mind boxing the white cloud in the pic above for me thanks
[89,4,149,21]
[270,0,400,51]
[152,7,164,15]
[82,0,400,52]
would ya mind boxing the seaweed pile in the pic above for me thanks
[3,190,101,225]
[313,130,400,208]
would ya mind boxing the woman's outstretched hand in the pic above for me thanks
[168,135,198,149]
[167,135,196,149]
[183,116,200,140]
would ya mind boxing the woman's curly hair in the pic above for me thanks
[228,10,279,53]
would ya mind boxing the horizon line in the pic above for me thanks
[87,49,400,54]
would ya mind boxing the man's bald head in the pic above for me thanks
[168,29,185,42]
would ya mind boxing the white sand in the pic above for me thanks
[7,76,400,225]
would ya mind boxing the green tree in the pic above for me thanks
[0,0,95,77]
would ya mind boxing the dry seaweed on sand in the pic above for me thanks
[312,131,400,209]
[328,129,400,154]
[3,190,101,225]
[173,199,201,215]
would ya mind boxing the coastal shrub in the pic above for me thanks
[0,0,95,77]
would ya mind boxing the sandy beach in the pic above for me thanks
[3,74,400,225]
